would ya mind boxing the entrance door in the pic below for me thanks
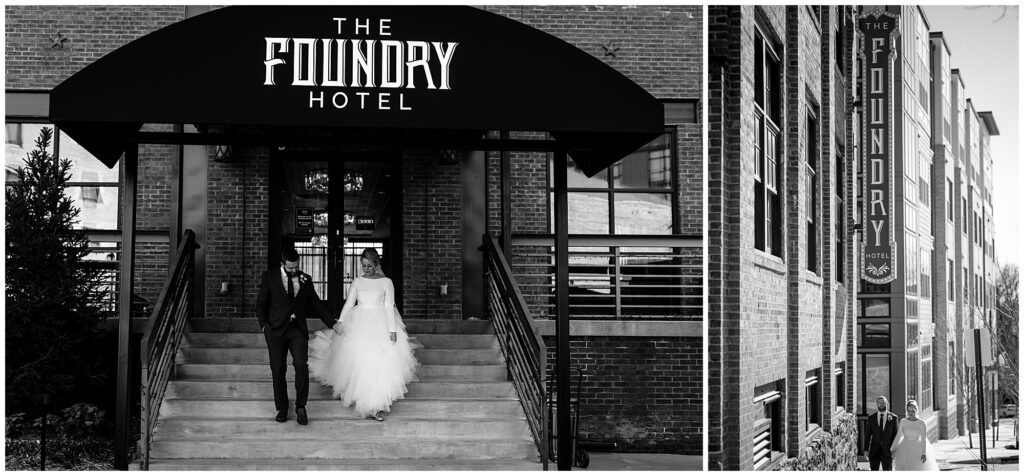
[269,151,402,314]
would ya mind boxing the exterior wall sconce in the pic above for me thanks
[219,281,230,295]
[440,283,448,296]
[213,145,233,161]
[439,149,460,165]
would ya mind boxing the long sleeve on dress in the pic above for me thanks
[384,278,397,333]
[338,278,359,325]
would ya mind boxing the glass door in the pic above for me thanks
[270,152,400,314]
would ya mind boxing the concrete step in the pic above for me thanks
[149,436,537,460]
[154,416,532,439]
[174,363,508,381]
[188,318,495,335]
[176,347,503,365]
[158,398,526,419]
[148,458,542,471]
[166,380,517,399]
[183,333,497,350]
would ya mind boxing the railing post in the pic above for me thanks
[553,149,571,470]
[613,246,622,318]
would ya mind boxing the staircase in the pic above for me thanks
[146,320,542,470]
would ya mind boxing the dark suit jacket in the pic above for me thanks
[865,411,899,459]
[256,268,336,339]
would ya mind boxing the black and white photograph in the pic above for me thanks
[707,4,1020,471]
[4,3,703,471]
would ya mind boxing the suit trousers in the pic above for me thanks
[265,321,309,412]
[869,454,893,471]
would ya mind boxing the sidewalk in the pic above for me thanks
[857,418,1019,471]
[930,418,1019,471]
[578,453,702,471]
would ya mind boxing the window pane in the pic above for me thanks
[66,185,119,229]
[565,192,610,234]
[862,354,890,415]
[613,133,672,189]
[614,193,672,235]
[861,298,890,317]
[859,324,891,348]
[6,123,54,182]
[61,132,119,183]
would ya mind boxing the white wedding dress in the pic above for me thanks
[308,276,420,417]
[890,418,939,471]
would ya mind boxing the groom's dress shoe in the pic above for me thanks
[296,407,309,425]
[275,409,288,423]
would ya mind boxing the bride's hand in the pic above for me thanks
[333,322,343,335]
[390,332,397,343]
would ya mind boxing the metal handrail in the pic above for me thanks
[509,234,702,320]
[137,230,199,469]
[482,233,549,470]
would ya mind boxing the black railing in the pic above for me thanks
[482,233,549,470]
[138,230,199,469]
[509,234,702,320]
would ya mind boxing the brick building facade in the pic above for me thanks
[709,5,1004,470]
[5,4,702,455]
[708,5,859,470]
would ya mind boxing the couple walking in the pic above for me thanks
[864,396,939,471]
[256,247,419,425]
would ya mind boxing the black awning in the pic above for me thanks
[49,6,663,176]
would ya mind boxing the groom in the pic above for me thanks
[864,395,899,470]
[256,248,337,425]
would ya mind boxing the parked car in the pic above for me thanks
[998,404,1017,418]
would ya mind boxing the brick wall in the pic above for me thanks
[4,6,184,89]
[543,336,702,454]
[481,5,701,101]
[402,150,464,320]
[204,147,269,320]
[709,5,858,470]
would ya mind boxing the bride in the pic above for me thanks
[890,399,939,471]
[308,248,420,421]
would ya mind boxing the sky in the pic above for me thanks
[922,5,1020,267]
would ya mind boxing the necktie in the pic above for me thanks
[879,413,883,428]
[288,273,295,300]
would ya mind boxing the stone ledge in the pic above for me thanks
[535,320,701,337]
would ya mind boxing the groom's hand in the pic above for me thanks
[921,455,927,463]
[390,332,397,343]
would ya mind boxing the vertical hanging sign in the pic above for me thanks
[859,10,899,284]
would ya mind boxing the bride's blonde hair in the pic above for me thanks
[906,399,919,411]
[360,248,385,276]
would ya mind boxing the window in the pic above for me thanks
[806,108,819,272]
[835,362,847,409]
[859,298,891,318]
[948,341,956,396]
[553,132,676,235]
[858,323,891,348]
[754,381,785,470]
[806,370,822,432]
[948,259,955,300]
[754,28,783,257]
[5,122,119,230]
[5,123,22,147]
[920,249,931,300]
[835,151,845,282]
[946,179,954,219]
[907,322,919,347]
[922,343,933,411]
[905,232,919,296]
[860,354,891,415]
[907,350,920,405]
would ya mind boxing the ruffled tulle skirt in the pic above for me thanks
[308,305,420,417]
[893,439,939,471]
